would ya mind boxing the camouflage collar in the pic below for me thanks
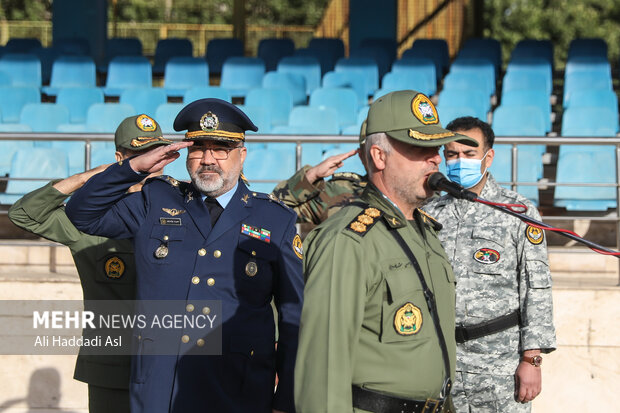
[360,183,407,228]
[479,173,502,200]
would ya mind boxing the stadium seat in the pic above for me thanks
[501,89,552,132]
[0,148,69,205]
[564,90,619,128]
[5,38,42,53]
[0,53,42,88]
[561,106,618,137]
[155,103,184,134]
[163,57,209,97]
[19,103,70,132]
[436,106,478,126]
[568,38,607,59]
[83,103,136,133]
[443,71,494,99]
[257,38,295,72]
[437,89,489,123]
[505,58,553,96]
[335,57,379,97]
[244,143,296,193]
[0,87,41,123]
[458,37,502,75]
[245,88,293,127]
[53,37,90,56]
[310,87,358,130]
[100,37,143,73]
[307,38,345,74]
[350,46,392,80]
[183,86,232,103]
[564,71,613,107]
[205,38,244,76]
[341,106,369,135]
[152,38,193,75]
[322,70,367,107]
[564,56,611,79]
[450,58,496,96]
[510,39,554,66]
[0,71,10,86]
[220,57,265,98]
[402,39,450,77]
[56,87,104,124]
[372,86,402,101]
[90,142,117,167]
[390,57,437,96]
[235,104,272,134]
[0,123,32,132]
[163,147,190,182]
[277,56,321,96]
[501,70,548,96]
[0,140,34,176]
[103,56,152,96]
[120,88,167,118]
[262,71,307,106]
[42,55,96,96]
[360,38,398,67]
[271,106,340,135]
[33,47,59,85]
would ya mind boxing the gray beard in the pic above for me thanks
[190,166,231,197]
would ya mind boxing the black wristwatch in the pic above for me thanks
[521,354,543,367]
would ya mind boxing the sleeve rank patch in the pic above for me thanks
[346,208,383,236]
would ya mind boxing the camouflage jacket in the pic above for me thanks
[423,174,556,375]
[272,165,366,224]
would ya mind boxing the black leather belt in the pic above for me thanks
[455,310,520,343]
[352,385,444,413]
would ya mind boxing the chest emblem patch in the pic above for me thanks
[394,302,422,335]
[473,248,500,264]
[104,256,125,279]
[162,208,185,216]
[525,225,544,245]
[241,224,271,243]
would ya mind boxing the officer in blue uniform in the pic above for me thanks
[65,99,304,413]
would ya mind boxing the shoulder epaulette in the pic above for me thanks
[345,207,383,237]
[151,175,191,192]
[252,191,295,213]
[417,208,443,231]
[331,172,363,182]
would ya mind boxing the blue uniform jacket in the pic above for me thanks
[65,161,304,413]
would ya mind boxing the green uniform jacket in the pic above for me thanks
[272,165,366,224]
[8,181,135,389]
[295,183,456,412]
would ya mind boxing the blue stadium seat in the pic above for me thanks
[443,71,494,99]
[271,106,340,135]
[510,39,554,66]
[438,89,489,122]
[103,56,152,96]
[205,38,244,76]
[381,71,433,98]
[505,58,552,96]
[53,37,90,56]
[335,57,379,97]
[56,87,104,124]
[83,103,136,133]
[152,38,193,75]
[19,103,70,132]
[33,47,59,85]
[220,57,265,98]
[568,38,607,60]
[561,106,618,137]
[390,57,437,96]
[307,38,345,74]
[564,56,611,79]
[0,87,41,123]
[0,71,11,86]
[0,140,34,176]
[403,39,450,77]
[90,142,117,167]
[564,90,618,128]
[459,37,502,75]
[372,86,402,101]
[322,71,367,107]
[155,103,184,134]
[342,106,369,135]
[244,143,296,193]
[0,123,32,132]
[436,106,478,126]
[501,89,552,133]
[5,38,42,53]
[163,147,190,182]
[309,87,358,129]
[245,88,293,127]
[450,58,496,96]
[360,38,397,67]
[235,104,272,134]
[0,53,42,88]
[100,37,143,73]
[564,71,613,107]
[163,57,209,97]
[120,88,167,118]
[493,105,547,137]
[321,144,366,175]
[183,86,231,103]
[257,38,295,72]
[42,55,96,96]
[262,71,307,106]
[350,46,392,80]
[489,144,540,205]
[0,148,69,205]
[277,56,321,96]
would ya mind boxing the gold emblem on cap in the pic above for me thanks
[200,111,219,132]
[411,93,439,125]
[357,214,373,225]
[350,221,367,233]
[104,256,125,279]
[136,114,157,131]
[245,261,258,277]
[394,302,422,335]
[365,208,381,218]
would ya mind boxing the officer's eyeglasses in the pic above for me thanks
[188,144,243,160]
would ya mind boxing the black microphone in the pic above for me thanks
[427,172,478,201]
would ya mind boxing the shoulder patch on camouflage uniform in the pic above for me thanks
[417,208,443,231]
[345,207,383,236]
[525,225,544,245]
[331,172,363,182]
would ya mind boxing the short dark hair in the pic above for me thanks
[445,116,495,149]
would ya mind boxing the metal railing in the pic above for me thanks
[0,133,618,282]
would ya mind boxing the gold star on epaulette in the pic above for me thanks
[346,208,382,236]
[417,209,443,231]
[167,177,180,187]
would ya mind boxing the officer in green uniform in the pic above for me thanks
[295,90,478,413]
[8,114,171,413]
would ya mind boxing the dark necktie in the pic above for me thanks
[204,197,224,227]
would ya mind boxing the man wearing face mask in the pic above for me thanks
[423,116,556,413]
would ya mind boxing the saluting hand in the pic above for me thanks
[305,148,359,183]
[129,141,194,174]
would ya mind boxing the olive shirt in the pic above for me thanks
[272,165,366,224]
[295,183,456,412]
[8,181,135,389]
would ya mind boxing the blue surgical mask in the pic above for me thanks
[446,151,489,189]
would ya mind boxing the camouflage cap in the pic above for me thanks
[114,114,172,151]
[366,90,478,147]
